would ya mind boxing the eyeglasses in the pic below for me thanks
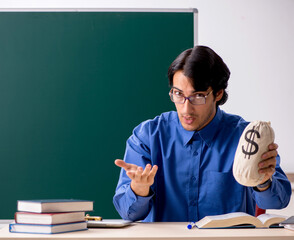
[169,87,213,105]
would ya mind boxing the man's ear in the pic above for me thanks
[215,89,224,102]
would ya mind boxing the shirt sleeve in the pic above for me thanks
[252,154,292,209]
[113,121,155,221]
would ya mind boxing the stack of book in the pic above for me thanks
[9,199,93,234]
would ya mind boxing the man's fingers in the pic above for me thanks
[116,161,158,185]
[149,165,158,178]
[259,165,275,175]
[114,159,137,171]
[261,150,278,160]
[259,157,276,174]
[268,143,278,150]
[261,143,278,160]
[114,159,127,168]
[259,157,276,168]
[134,167,143,182]
[126,171,135,180]
[141,164,152,179]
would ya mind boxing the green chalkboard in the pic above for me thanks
[0,11,194,219]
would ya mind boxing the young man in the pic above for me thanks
[113,46,291,222]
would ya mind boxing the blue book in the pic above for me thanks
[17,199,93,213]
[9,221,88,234]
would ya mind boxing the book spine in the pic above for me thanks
[14,212,18,223]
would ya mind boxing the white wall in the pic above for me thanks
[1,0,294,171]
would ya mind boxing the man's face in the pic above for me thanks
[172,70,223,131]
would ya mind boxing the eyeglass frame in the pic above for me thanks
[169,87,213,105]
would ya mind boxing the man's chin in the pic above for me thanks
[181,122,198,131]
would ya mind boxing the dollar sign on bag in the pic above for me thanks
[242,126,260,159]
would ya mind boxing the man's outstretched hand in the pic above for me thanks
[115,159,158,197]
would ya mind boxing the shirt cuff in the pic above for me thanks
[125,185,154,220]
[126,184,154,202]
[252,177,285,209]
[252,179,272,192]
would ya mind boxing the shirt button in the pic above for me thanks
[193,151,198,156]
[191,176,196,181]
[192,201,197,206]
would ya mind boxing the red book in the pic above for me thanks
[15,212,86,225]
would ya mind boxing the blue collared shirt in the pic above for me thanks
[113,108,291,222]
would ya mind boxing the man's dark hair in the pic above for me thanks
[168,45,230,106]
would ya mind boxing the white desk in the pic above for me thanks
[1,222,294,240]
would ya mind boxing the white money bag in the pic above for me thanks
[233,121,275,187]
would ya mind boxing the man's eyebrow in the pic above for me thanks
[171,86,183,92]
[172,86,203,94]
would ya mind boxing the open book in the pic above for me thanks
[196,212,287,229]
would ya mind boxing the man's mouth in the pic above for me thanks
[182,115,196,125]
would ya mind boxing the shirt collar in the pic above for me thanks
[197,107,223,146]
[177,118,195,146]
[178,107,223,147]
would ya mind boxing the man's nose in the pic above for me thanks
[182,98,193,112]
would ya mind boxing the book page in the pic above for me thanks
[257,214,287,227]
[196,212,263,228]
[206,212,251,220]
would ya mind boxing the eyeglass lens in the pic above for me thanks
[169,89,207,105]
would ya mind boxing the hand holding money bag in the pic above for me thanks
[233,121,275,187]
